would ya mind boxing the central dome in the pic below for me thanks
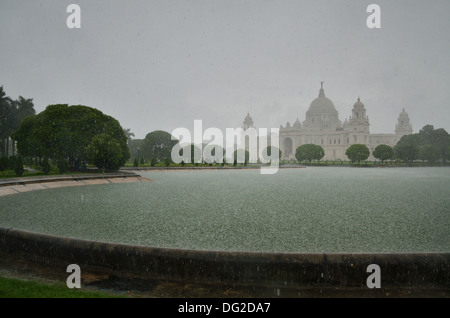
[306,85,338,115]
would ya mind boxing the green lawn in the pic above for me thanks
[0,276,124,298]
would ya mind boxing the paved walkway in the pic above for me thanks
[0,172,153,197]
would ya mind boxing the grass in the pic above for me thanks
[0,276,124,298]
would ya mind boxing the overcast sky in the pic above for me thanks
[1,0,449,139]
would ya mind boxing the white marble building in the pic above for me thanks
[242,83,413,161]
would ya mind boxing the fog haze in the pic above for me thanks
[1,0,449,139]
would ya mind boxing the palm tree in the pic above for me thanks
[123,128,135,145]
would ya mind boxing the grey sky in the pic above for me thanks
[1,0,449,139]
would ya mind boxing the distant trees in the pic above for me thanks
[14,156,24,176]
[141,130,178,162]
[123,128,135,145]
[346,144,370,164]
[394,125,449,163]
[295,144,324,163]
[233,149,250,166]
[418,144,441,163]
[372,144,393,164]
[0,86,35,157]
[12,104,129,171]
[204,144,223,164]
[128,138,143,162]
[393,134,420,163]
[263,146,282,161]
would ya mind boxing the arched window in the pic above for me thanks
[283,138,293,157]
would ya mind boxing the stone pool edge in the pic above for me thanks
[0,227,448,297]
[0,172,153,197]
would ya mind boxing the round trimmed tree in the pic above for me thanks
[373,144,393,164]
[346,144,370,164]
[295,144,324,163]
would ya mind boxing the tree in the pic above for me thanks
[295,144,324,163]
[233,149,250,166]
[14,156,24,176]
[203,144,225,164]
[42,156,51,174]
[0,157,7,171]
[57,157,69,174]
[13,104,129,170]
[11,96,35,155]
[372,144,393,164]
[418,125,449,163]
[394,134,420,162]
[123,128,135,145]
[263,146,282,161]
[141,130,178,162]
[418,144,441,163]
[86,134,124,172]
[128,139,144,163]
[346,144,370,164]
[394,125,450,164]
[133,158,139,167]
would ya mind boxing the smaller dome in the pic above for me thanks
[353,97,365,109]
[398,108,409,118]
[293,118,301,128]
[243,112,254,128]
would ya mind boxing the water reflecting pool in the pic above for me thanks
[0,167,449,253]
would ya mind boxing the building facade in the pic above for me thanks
[242,83,413,161]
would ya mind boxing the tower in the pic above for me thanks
[395,108,413,136]
[347,97,370,144]
[240,113,258,163]
[242,112,254,130]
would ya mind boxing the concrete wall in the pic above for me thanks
[0,227,449,290]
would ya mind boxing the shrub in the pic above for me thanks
[42,156,51,174]
[164,157,171,167]
[86,134,124,172]
[14,156,24,176]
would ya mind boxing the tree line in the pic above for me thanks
[294,125,450,165]
[12,104,130,173]
[3,82,449,175]
[127,130,279,167]
[0,86,35,158]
